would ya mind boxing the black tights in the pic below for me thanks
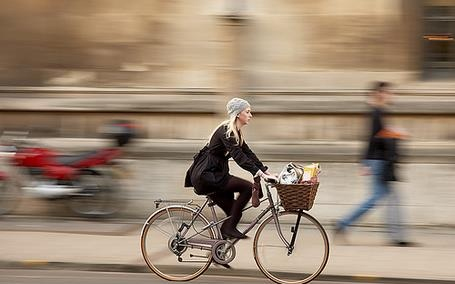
[210,176,252,229]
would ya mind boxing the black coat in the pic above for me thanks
[185,124,268,194]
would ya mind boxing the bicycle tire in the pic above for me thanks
[67,170,120,217]
[140,205,216,281]
[253,210,329,284]
[0,178,20,215]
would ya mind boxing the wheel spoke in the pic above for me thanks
[149,223,173,238]
[165,207,177,235]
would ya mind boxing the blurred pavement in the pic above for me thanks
[0,217,454,283]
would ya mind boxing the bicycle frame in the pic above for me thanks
[155,182,295,253]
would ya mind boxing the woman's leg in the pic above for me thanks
[210,191,234,217]
[214,176,252,238]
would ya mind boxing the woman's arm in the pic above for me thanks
[242,142,268,173]
[221,135,261,176]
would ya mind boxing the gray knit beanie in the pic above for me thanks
[226,98,250,118]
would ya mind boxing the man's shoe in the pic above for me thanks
[333,223,348,244]
[390,241,418,247]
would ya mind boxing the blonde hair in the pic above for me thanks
[208,116,243,146]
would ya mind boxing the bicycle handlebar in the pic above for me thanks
[263,176,279,184]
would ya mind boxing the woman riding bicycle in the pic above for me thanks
[185,98,277,239]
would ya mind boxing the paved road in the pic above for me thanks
[0,269,427,284]
[1,217,455,282]
[0,269,303,284]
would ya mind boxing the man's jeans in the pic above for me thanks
[338,159,405,241]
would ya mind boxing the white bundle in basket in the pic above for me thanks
[278,163,302,184]
[278,162,321,185]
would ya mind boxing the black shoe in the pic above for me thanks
[333,223,348,244]
[390,241,418,247]
[213,262,231,269]
[221,226,248,239]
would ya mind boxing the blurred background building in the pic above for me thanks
[0,0,453,140]
[0,0,453,224]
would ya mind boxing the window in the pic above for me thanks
[423,2,455,78]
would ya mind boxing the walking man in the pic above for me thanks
[334,81,413,246]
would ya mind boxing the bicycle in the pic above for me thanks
[140,179,329,284]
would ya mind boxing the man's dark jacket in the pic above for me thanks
[365,106,399,181]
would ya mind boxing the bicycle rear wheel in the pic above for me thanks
[253,211,329,284]
[140,205,215,281]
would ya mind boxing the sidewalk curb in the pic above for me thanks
[0,261,452,284]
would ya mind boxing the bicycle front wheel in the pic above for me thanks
[140,205,215,281]
[0,178,20,215]
[253,211,329,284]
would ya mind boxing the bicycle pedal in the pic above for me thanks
[219,263,231,269]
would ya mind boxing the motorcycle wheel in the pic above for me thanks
[67,169,121,218]
[0,178,20,216]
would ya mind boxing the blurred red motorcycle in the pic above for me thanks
[0,120,135,218]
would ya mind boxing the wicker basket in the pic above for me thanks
[275,182,319,211]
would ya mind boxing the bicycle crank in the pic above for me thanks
[211,240,236,265]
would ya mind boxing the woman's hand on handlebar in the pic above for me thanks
[264,176,278,184]
[256,170,278,184]
[260,172,278,184]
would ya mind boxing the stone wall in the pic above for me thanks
[242,0,420,88]
[10,159,455,227]
[1,89,454,142]
[0,0,421,88]
[0,0,222,87]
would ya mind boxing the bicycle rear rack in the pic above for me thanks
[154,199,194,208]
